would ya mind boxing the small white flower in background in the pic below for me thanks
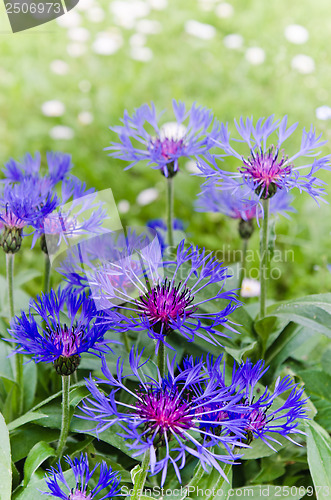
[68,27,90,42]
[185,20,216,40]
[291,54,315,74]
[316,106,331,121]
[78,111,94,125]
[198,0,218,12]
[56,10,81,28]
[49,126,75,140]
[136,19,162,34]
[224,34,243,50]
[76,0,94,11]
[130,33,146,47]
[160,122,187,141]
[215,2,234,19]
[67,43,87,57]
[147,0,167,10]
[86,6,105,23]
[118,199,130,214]
[92,31,123,55]
[50,60,69,75]
[245,47,265,65]
[241,278,261,298]
[284,24,309,45]
[41,100,65,117]
[185,160,201,174]
[137,188,159,206]
[110,1,150,29]
[79,80,92,93]
[130,46,153,61]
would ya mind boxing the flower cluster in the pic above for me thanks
[78,349,248,485]
[0,152,107,254]
[78,349,307,485]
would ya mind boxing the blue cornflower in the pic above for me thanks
[0,178,57,253]
[88,240,240,352]
[2,151,72,188]
[197,116,330,201]
[78,349,248,486]
[30,176,107,251]
[43,453,121,499]
[198,356,309,449]
[7,288,117,375]
[196,183,294,221]
[106,100,220,177]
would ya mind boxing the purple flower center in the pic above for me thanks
[150,137,185,161]
[136,389,194,439]
[246,408,267,432]
[69,489,92,500]
[1,210,26,229]
[49,323,83,357]
[135,279,197,335]
[240,147,292,197]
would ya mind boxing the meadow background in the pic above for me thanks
[0,0,331,300]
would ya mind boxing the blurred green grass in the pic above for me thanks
[0,0,331,300]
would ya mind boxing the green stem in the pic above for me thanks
[43,254,51,295]
[6,254,14,318]
[238,239,248,296]
[56,375,71,458]
[166,177,174,248]
[157,342,166,378]
[206,463,232,500]
[123,332,130,353]
[259,198,270,319]
[6,254,24,416]
[131,450,150,500]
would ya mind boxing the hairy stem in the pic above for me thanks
[157,342,166,378]
[56,375,71,458]
[7,254,24,415]
[259,198,270,319]
[43,254,51,295]
[131,450,150,500]
[123,332,131,353]
[166,177,174,248]
[238,238,248,296]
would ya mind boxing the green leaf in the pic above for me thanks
[298,370,331,431]
[72,418,136,457]
[223,341,258,364]
[14,270,41,287]
[229,485,305,499]
[8,411,48,432]
[0,411,12,500]
[10,424,58,463]
[306,420,331,499]
[23,362,37,412]
[251,456,286,484]
[262,293,331,338]
[264,323,311,376]
[23,441,55,487]
[241,433,289,460]
[14,470,72,500]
